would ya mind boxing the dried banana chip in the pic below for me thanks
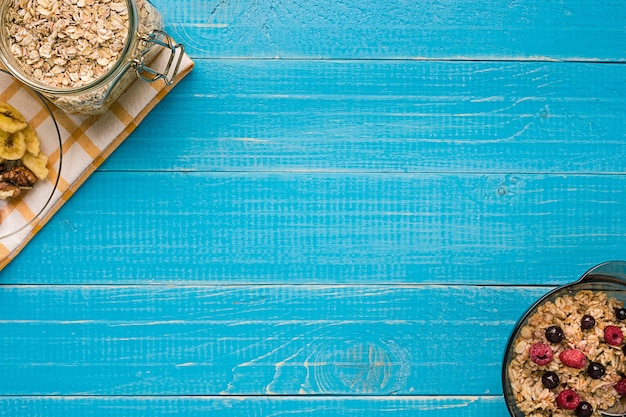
[23,125,41,156]
[0,109,27,133]
[22,151,49,181]
[0,102,25,122]
[0,130,27,160]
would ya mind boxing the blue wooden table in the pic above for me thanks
[1,0,625,415]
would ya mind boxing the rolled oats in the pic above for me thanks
[4,0,130,89]
[1,0,165,114]
[508,290,626,416]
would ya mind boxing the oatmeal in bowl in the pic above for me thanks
[503,261,626,417]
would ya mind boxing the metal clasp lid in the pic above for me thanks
[132,29,184,85]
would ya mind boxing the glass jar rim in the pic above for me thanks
[0,0,139,96]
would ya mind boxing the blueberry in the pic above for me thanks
[581,314,595,330]
[616,307,626,321]
[545,325,564,343]
[587,362,605,379]
[541,371,560,389]
[575,401,593,417]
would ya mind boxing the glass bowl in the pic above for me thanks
[502,261,626,417]
[0,70,62,239]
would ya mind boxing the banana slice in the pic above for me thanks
[0,130,27,160]
[23,125,40,155]
[0,102,27,134]
[0,102,26,122]
[21,151,49,180]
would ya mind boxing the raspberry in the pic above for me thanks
[615,378,626,395]
[529,343,553,365]
[559,349,586,369]
[604,325,624,346]
[557,389,580,410]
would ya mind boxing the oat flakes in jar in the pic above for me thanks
[0,0,184,115]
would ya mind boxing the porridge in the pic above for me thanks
[508,290,626,417]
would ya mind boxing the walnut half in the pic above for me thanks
[1,166,37,189]
[0,166,38,199]
[0,181,21,199]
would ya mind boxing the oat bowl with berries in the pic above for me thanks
[503,261,626,417]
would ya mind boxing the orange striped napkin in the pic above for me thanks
[0,49,194,270]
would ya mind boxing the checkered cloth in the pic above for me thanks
[0,50,194,270]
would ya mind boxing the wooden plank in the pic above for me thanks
[150,0,626,61]
[0,284,549,395]
[105,59,626,174]
[4,172,625,284]
[0,395,507,416]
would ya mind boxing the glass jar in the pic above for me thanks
[0,0,184,115]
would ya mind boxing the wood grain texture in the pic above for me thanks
[0,0,625,415]
[102,59,626,174]
[151,0,626,61]
[0,284,549,395]
[3,172,625,284]
[0,396,507,416]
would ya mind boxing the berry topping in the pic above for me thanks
[545,325,564,343]
[615,378,626,395]
[604,325,624,346]
[615,307,626,321]
[575,401,593,417]
[541,371,560,389]
[557,389,581,410]
[587,361,605,379]
[529,343,553,365]
[581,314,596,330]
[559,349,586,369]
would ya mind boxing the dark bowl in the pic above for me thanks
[502,261,626,417]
